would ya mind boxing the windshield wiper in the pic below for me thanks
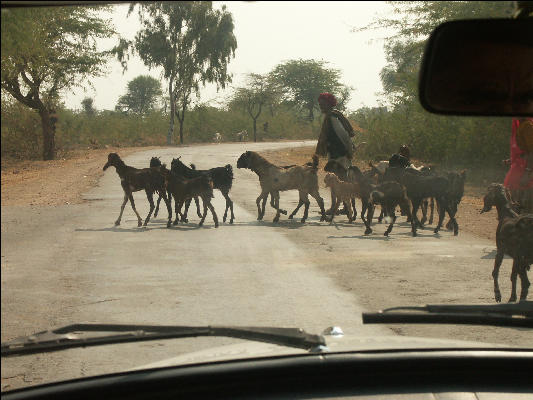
[1,324,326,357]
[362,301,533,328]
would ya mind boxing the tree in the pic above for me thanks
[115,75,163,114]
[82,97,96,117]
[270,59,352,121]
[229,73,280,142]
[116,2,237,144]
[1,6,115,160]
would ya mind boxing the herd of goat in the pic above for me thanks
[102,150,532,303]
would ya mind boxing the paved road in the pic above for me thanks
[0,141,515,389]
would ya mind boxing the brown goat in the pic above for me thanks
[237,151,326,223]
[103,153,172,228]
[481,183,533,302]
[323,173,360,223]
[158,165,219,228]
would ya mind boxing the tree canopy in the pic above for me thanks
[116,75,163,115]
[271,59,351,121]
[116,1,237,144]
[229,73,281,142]
[1,6,115,159]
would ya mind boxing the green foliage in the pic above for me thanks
[271,59,352,121]
[1,5,116,159]
[350,1,516,167]
[116,75,163,114]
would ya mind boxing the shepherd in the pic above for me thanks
[315,92,359,214]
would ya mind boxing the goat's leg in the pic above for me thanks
[143,191,156,227]
[403,199,417,237]
[445,203,459,236]
[309,189,326,222]
[173,199,182,225]
[270,192,287,215]
[364,204,374,235]
[433,198,447,234]
[410,199,423,229]
[509,260,519,303]
[115,192,129,226]
[288,199,304,219]
[384,207,396,237]
[154,193,162,218]
[221,190,234,223]
[429,197,435,225]
[128,193,143,227]
[420,199,428,225]
[199,199,208,227]
[328,199,341,223]
[518,263,530,302]
[206,199,219,228]
[377,207,384,223]
[347,200,354,223]
[160,190,172,228]
[300,193,311,223]
[195,196,202,219]
[181,198,192,222]
[256,191,268,220]
[272,192,282,223]
[492,251,504,302]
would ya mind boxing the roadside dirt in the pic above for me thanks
[1,146,160,207]
[259,146,499,242]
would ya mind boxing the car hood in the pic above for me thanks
[132,333,511,371]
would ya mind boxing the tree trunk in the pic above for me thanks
[167,79,175,145]
[178,102,186,144]
[253,118,257,142]
[39,108,56,160]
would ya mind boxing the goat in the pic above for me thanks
[323,160,378,221]
[367,181,417,236]
[171,157,235,224]
[159,165,219,228]
[214,132,222,143]
[237,151,326,223]
[323,173,360,223]
[481,183,532,302]
[383,166,458,235]
[103,153,172,228]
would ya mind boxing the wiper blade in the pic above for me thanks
[362,301,533,328]
[1,324,325,357]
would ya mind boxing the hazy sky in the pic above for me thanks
[65,1,394,112]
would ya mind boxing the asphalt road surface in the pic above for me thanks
[0,141,519,390]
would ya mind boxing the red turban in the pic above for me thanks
[318,92,337,108]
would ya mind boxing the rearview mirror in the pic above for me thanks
[419,19,533,116]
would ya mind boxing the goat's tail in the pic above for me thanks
[225,164,234,180]
[190,163,196,170]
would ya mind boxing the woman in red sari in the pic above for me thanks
[504,118,533,212]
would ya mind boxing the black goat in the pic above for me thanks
[383,166,457,235]
[367,181,417,236]
[481,183,532,302]
[171,157,234,223]
[103,153,172,228]
[159,165,219,228]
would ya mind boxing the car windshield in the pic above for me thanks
[1,0,532,392]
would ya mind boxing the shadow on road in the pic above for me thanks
[481,248,511,260]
